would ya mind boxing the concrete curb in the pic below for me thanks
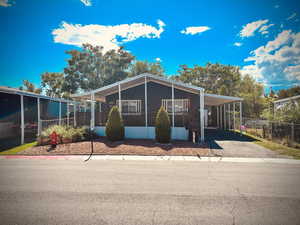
[0,155,300,164]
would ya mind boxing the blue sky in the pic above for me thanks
[0,0,299,93]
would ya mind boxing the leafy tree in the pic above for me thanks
[19,80,41,94]
[272,100,300,123]
[278,86,300,99]
[63,44,134,93]
[41,72,65,98]
[129,60,164,77]
[155,106,171,143]
[105,106,124,141]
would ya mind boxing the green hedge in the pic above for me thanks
[106,106,125,141]
[155,106,171,143]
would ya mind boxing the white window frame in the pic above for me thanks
[116,100,142,115]
[162,99,189,115]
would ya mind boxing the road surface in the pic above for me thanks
[0,159,300,225]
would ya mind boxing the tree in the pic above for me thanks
[129,60,164,77]
[271,100,300,123]
[63,44,135,93]
[41,72,65,98]
[105,106,124,141]
[155,106,171,143]
[19,80,41,94]
[278,86,300,99]
[239,74,266,118]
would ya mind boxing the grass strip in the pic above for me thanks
[0,142,37,155]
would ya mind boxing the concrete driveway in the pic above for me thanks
[206,129,290,158]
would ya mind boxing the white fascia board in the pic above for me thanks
[205,93,243,101]
[273,95,300,104]
[71,73,205,98]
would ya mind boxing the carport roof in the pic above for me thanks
[72,73,242,105]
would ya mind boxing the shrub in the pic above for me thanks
[105,106,124,141]
[155,106,171,143]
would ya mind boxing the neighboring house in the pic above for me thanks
[72,73,243,142]
[274,95,300,110]
[0,86,76,149]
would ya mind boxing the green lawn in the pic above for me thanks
[0,142,37,155]
[236,131,300,160]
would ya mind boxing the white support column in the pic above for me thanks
[240,101,243,133]
[224,104,226,130]
[200,89,205,142]
[220,105,223,129]
[233,102,236,131]
[20,95,24,145]
[73,103,76,127]
[118,84,121,113]
[84,102,87,112]
[217,106,219,128]
[59,101,62,125]
[172,83,175,128]
[37,98,41,135]
[67,102,69,126]
[144,76,148,127]
[91,93,95,130]
[228,103,231,130]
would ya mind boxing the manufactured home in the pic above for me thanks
[72,73,243,142]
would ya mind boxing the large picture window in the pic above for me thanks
[116,100,142,115]
[162,99,189,114]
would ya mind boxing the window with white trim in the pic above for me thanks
[162,99,189,114]
[116,100,142,115]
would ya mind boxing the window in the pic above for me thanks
[162,99,189,114]
[116,100,141,115]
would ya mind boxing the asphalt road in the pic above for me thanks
[1,159,300,225]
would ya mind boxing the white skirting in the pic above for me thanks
[94,126,189,140]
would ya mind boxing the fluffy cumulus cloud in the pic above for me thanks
[0,0,13,7]
[80,0,91,6]
[241,30,300,87]
[239,19,270,38]
[52,20,166,52]
[155,57,162,62]
[233,42,243,47]
[180,26,211,35]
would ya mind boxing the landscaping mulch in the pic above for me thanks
[18,137,209,156]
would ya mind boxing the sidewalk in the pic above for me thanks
[1,155,300,164]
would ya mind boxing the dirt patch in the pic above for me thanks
[18,137,209,156]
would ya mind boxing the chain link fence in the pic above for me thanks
[243,117,300,148]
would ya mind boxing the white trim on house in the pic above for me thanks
[94,126,189,140]
[274,95,300,104]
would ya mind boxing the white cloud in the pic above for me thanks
[80,0,91,6]
[239,19,269,38]
[155,57,162,62]
[180,26,211,35]
[52,20,166,52]
[274,5,279,8]
[286,13,297,20]
[259,23,274,35]
[0,0,13,7]
[241,30,300,87]
[233,42,243,47]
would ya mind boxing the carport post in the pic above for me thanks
[239,101,243,133]
[224,104,226,130]
[220,106,222,129]
[67,102,69,126]
[233,102,236,131]
[200,89,205,142]
[144,76,148,127]
[172,83,175,128]
[217,106,219,128]
[59,101,62,125]
[73,103,76,127]
[228,104,231,130]
[20,94,24,145]
[91,93,95,130]
[118,84,121,113]
[37,97,41,135]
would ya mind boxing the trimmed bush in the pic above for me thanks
[105,106,124,141]
[155,106,171,143]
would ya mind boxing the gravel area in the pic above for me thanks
[18,137,209,156]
